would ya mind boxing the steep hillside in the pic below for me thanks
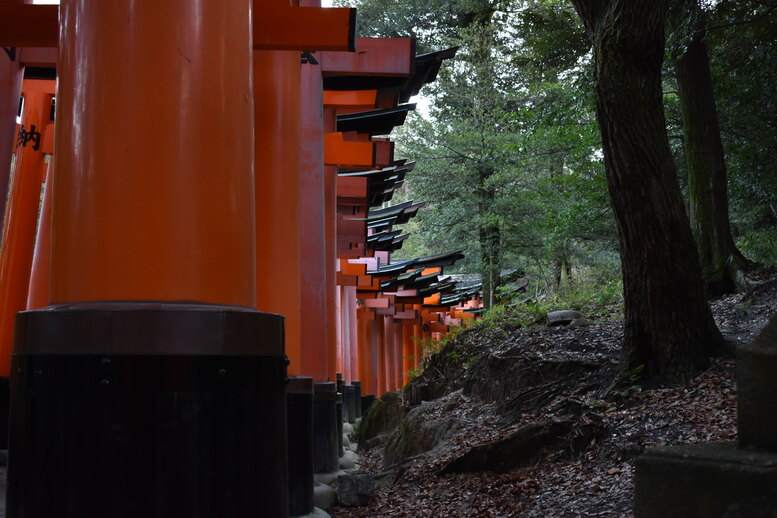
[333,269,777,517]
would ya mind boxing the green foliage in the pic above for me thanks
[373,0,615,308]
[737,229,777,266]
[665,0,777,267]
[611,364,646,397]
[472,275,624,331]
[345,0,775,322]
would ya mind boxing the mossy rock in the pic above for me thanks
[383,402,461,468]
[358,391,405,447]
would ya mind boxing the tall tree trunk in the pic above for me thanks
[570,0,729,384]
[676,35,750,296]
[479,178,501,309]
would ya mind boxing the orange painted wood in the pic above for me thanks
[26,159,52,310]
[18,47,57,67]
[345,285,359,382]
[253,5,355,51]
[395,309,418,320]
[325,164,338,381]
[380,316,391,394]
[358,275,380,289]
[336,286,344,378]
[321,38,414,76]
[324,132,375,168]
[0,3,355,51]
[337,176,368,199]
[253,49,303,372]
[422,311,439,323]
[375,315,385,396]
[358,312,376,396]
[39,122,54,157]
[413,324,422,370]
[323,89,379,108]
[423,293,441,306]
[0,79,54,376]
[363,297,389,309]
[430,322,449,334]
[402,321,414,384]
[0,49,24,232]
[341,260,366,277]
[0,3,58,47]
[299,40,330,382]
[51,0,256,306]
[336,272,358,286]
[373,138,395,168]
[393,319,403,390]
[338,222,365,240]
[336,239,364,259]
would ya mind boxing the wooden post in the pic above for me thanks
[0,79,54,377]
[254,49,303,374]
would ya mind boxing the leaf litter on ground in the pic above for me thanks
[331,270,777,518]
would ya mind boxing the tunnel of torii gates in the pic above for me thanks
[0,0,483,516]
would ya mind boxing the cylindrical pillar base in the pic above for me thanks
[336,392,344,457]
[313,382,339,474]
[7,307,288,518]
[352,380,362,419]
[287,376,314,517]
[344,385,356,425]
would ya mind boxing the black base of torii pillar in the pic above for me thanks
[6,306,289,518]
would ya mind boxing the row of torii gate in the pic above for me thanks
[0,1,483,516]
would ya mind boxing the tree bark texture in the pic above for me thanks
[676,36,748,296]
[570,0,728,383]
[479,175,501,309]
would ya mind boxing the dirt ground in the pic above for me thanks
[332,269,777,518]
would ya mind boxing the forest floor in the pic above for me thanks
[331,268,777,518]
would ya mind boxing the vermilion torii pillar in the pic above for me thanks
[254,49,304,374]
[0,2,350,517]
[10,1,277,514]
[0,49,24,233]
[254,2,355,381]
[0,78,54,379]
[298,0,337,383]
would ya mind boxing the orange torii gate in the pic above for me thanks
[319,38,415,394]
[0,77,54,380]
[319,42,468,397]
[0,1,355,517]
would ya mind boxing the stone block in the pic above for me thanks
[546,310,584,326]
[635,442,777,518]
[335,474,375,507]
[737,316,777,451]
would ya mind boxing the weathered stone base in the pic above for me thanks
[635,442,777,518]
[737,316,777,451]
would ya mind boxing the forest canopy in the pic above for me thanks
[336,0,776,304]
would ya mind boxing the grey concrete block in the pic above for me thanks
[547,310,584,326]
[738,315,777,451]
[635,442,777,518]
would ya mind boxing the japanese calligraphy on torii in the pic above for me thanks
[17,124,41,151]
